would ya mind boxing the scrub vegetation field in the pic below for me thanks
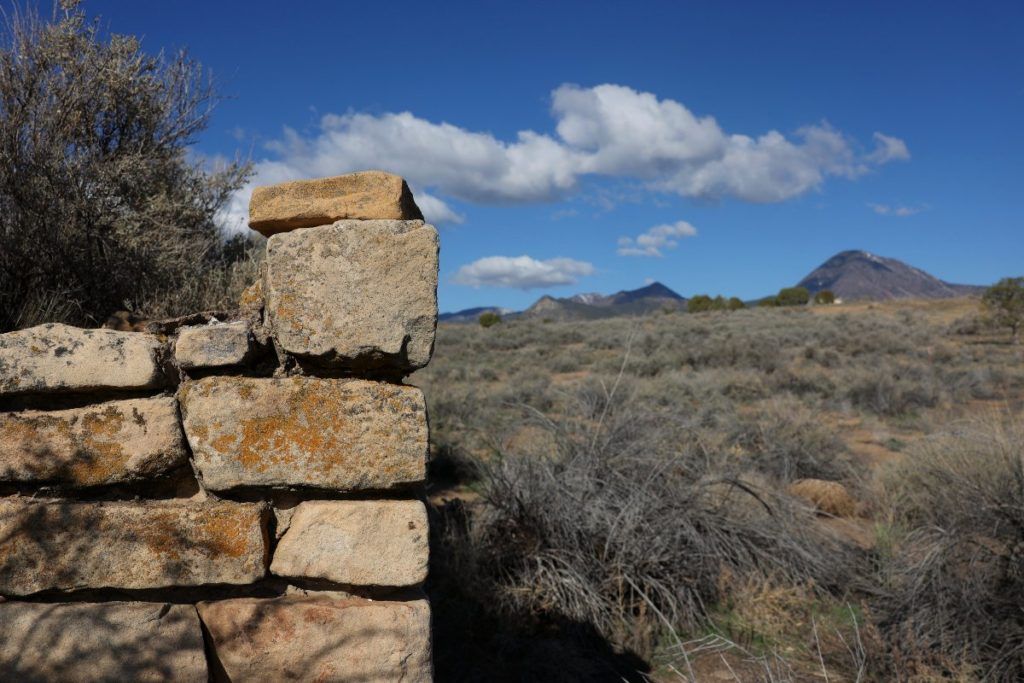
[415,298,1024,682]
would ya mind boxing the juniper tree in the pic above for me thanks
[982,277,1024,344]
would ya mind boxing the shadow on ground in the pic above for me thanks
[427,498,649,683]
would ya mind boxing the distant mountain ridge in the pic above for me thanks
[797,250,984,301]
[437,306,515,323]
[439,250,987,322]
[521,282,685,320]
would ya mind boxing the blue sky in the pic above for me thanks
[70,0,1024,311]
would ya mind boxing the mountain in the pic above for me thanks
[797,250,985,301]
[438,306,514,323]
[521,282,685,321]
[438,252,986,324]
[607,281,684,306]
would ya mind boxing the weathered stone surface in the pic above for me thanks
[174,321,251,369]
[0,602,206,682]
[264,220,438,371]
[198,595,431,682]
[0,499,266,595]
[0,323,165,395]
[0,397,187,487]
[271,500,428,586]
[248,171,424,236]
[179,376,427,492]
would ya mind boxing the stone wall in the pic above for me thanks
[0,171,438,681]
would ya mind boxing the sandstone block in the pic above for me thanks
[0,397,187,487]
[248,171,423,236]
[198,595,431,682]
[0,602,206,682]
[0,499,266,595]
[271,500,428,586]
[174,321,251,369]
[179,377,427,492]
[0,323,165,395]
[264,220,438,371]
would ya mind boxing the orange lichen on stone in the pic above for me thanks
[0,397,186,487]
[179,376,427,491]
[194,506,262,559]
[0,499,266,594]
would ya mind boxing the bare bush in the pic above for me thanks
[0,4,256,331]
[458,381,862,657]
[877,417,1024,680]
[727,396,857,483]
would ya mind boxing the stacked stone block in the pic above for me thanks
[0,170,437,681]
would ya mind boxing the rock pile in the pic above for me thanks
[0,171,438,681]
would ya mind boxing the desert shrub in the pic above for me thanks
[814,290,836,305]
[777,286,810,307]
[688,294,742,314]
[478,311,502,328]
[728,397,857,483]
[845,362,941,416]
[876,418,1024,680]
[727,296,746,310]
[457,383,862,658]
[687,294,714,313]
[982,276,1024,343]
[758,296,779,307]
[0,4,255,331]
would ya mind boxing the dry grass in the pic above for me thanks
[421,298,1024,681]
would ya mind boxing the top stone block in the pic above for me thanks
[248,171,424,237]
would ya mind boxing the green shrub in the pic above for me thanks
[478,311,502,328]
[689,294,740,313]
[777,286,810,307]
[687,294,713,313]
[758,296,779,307]
[982,276,1024,343]
[814,290,836,305]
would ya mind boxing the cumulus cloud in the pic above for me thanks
[869,202,926,217]
[452,255,595,289]
[618,220,698,257]
[223,84,909,231]
[415,191,464,225]
[867,132,911,163]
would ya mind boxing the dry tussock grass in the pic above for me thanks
[420,303,1024,680]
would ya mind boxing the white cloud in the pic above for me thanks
[867,132,911,163]
[869,202,926,217]
[415,191,464,225]
[618,220,698,257]
[223,84,909,232]
[452,255,595,289]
